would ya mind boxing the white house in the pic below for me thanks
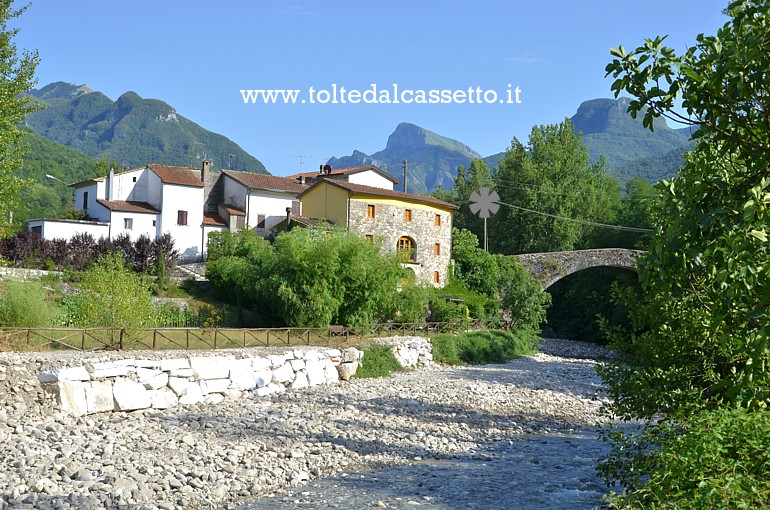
[220,171,305,234]
[27,163,401,262]
[27,161,310,261]
[288,164,399,190]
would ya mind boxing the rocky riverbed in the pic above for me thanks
[0,339,612,509]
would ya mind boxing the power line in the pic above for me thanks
[495,200,654,232]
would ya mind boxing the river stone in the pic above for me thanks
[272,363,295,384]
[336,361,358,381]
[84,380,113,414]
[112,378,151,411]
[148,388,178,409]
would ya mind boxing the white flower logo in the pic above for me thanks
[469,187,500,218]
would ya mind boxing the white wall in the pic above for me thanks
[203,225,228,258]
[159,185,205,262]
[109,211,157,241]
[28,219,109,241]
[223,177,247,211]
[110,168,144,201]
[347,170,395,190]
[73,181,105,218]
[247,190,298,231]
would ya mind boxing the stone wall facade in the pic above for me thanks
[347,200,452,286]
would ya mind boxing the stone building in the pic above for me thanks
[297,178,457,286]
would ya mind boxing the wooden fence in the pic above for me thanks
[0,320,495,352]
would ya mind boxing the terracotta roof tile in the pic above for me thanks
[221,205,246,216]
[288,164,399,184]
[299,179,458,210]
[223,171,306,193]
[96,200,160,214]
[203,212,227,226]
[147,164,205,188]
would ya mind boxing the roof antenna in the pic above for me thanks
[291,154,309,172]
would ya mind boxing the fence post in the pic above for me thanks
[26,328,30,349]
[243,329,246,348]
[214,329,218,350]
[153,330,157,350]
[119,329,124,350]
[186,329,190,350]
[81,330,85,351]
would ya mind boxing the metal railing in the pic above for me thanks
[0,320,496,352]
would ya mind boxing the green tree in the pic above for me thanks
[602,0,770,419]
[63,253,154,336]
[597,0,770,498]
[0,2,41,237]
[492,119,619,254]
[206,228,409,328]
[435,158,494,243]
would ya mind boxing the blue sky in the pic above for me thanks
[14,1,727,176]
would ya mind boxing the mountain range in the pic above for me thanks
[24,82,267,174]
[330,98,692,193]
[19,82,695,225]
[328,123,482,194]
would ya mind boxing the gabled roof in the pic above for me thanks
[146,164,205,188]
[223,170,306,193]
[298,178,458,210]
[96,199,160,214]
[288,165,400,184]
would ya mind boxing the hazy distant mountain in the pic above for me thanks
[327,122,481,194]
[25,82,268,174]
[484,97,692,184]
[573,97,690,174]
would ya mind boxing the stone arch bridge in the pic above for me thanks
[514,248,645,289]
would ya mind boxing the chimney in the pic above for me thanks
[299,175,306,185]
[201,159,210,182]
[285,206,293,232]
[107,167,115,201]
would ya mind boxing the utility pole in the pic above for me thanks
[403,159,408,193]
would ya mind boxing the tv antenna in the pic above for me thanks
[190,142,206,167]
[291,154,310,172]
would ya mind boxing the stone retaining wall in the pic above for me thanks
[0,267,59,280]
[18,335,434,418]
[37,348,363,417]
[375,336,433,368]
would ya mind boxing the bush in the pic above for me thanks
[0,279,58,327]
[61,253,154,338]
[608,408,770,509]
[431,330,539,365]
[355,344,403,378]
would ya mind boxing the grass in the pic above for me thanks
[431,329,539,365]
[355,344,404,378]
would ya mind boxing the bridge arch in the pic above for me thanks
[514,248,644,289]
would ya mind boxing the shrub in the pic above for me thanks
[0,279,58,327]
[356,344,403,378]
[61,253,154,338]
[608,408,770,509]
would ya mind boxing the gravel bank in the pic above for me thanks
[0,338,610,509]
